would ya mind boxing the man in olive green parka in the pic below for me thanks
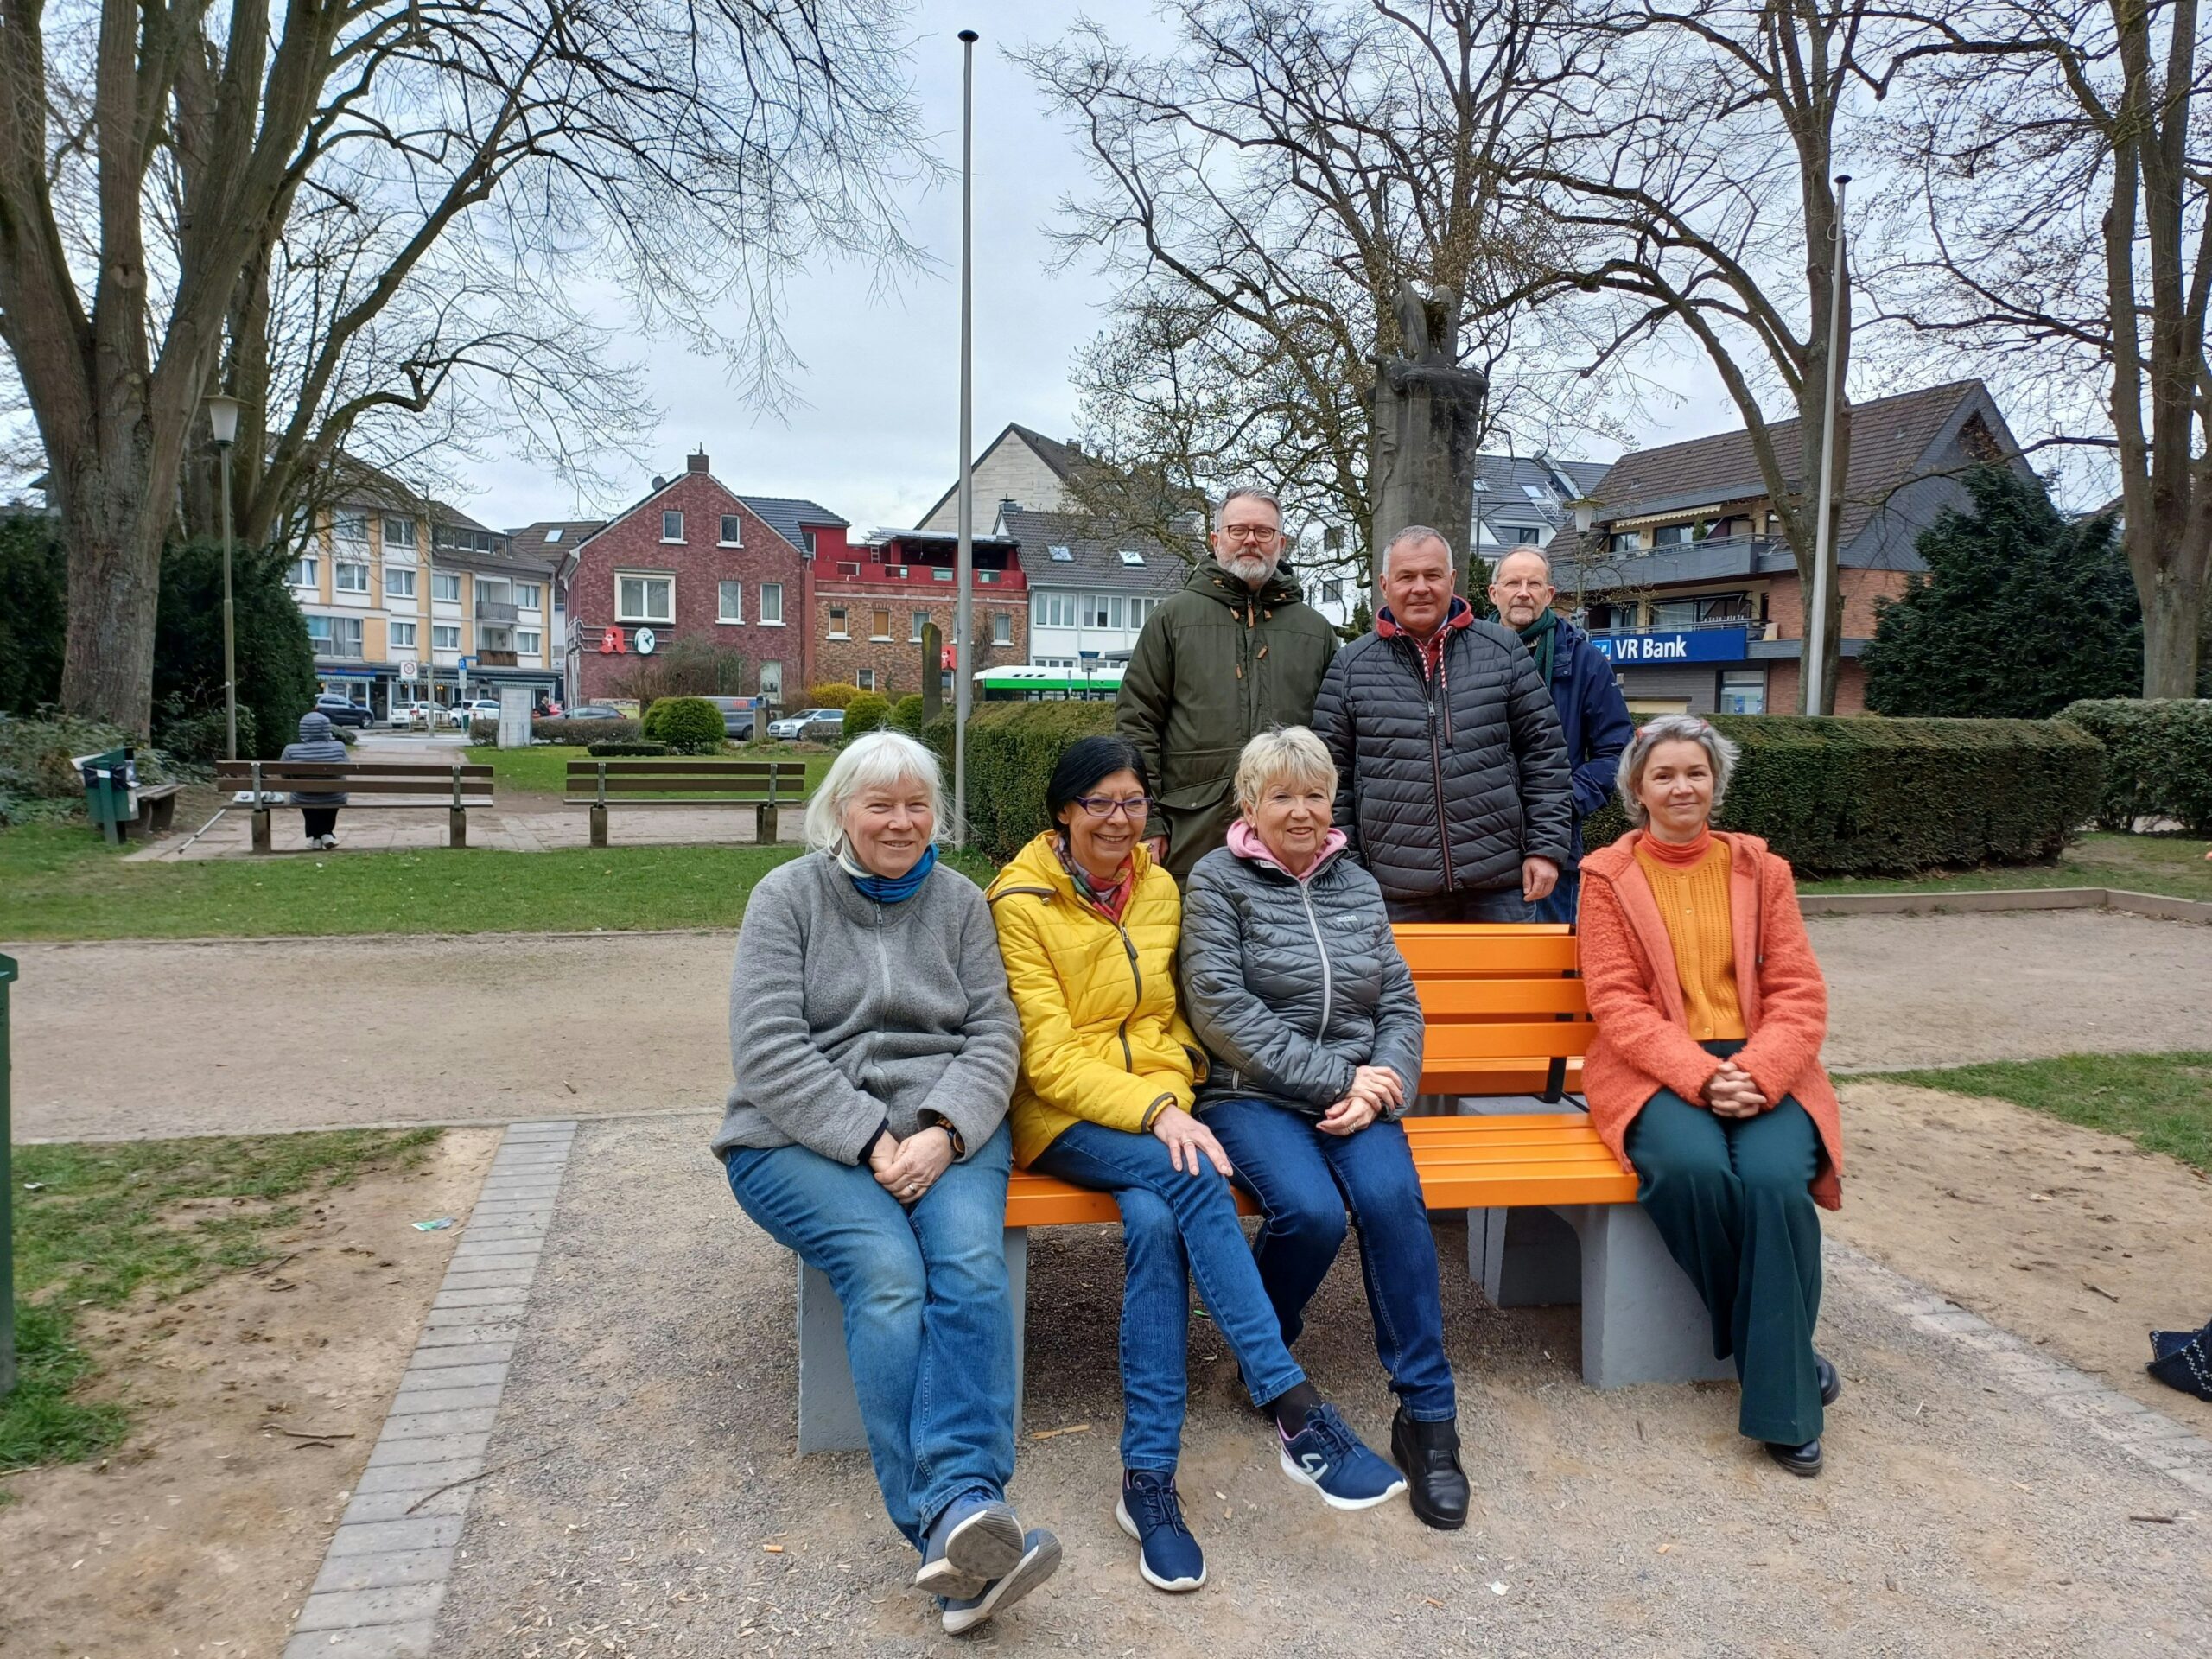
[1116,488,1341,878]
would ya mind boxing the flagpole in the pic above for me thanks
[952,28,978,846]
[1805,173,1850,715]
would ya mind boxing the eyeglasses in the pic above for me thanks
[1073,795,1151,820]
[1218,524,1281,543]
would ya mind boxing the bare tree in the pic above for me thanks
[1020,0,1602,593]
[1870,0,2209,696]
[0,0,929,733]
[1518,0,1955,712]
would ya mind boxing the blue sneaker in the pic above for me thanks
[1278,1404,1407,1510]
[914,1495,1024,1599]
[941,1528,1062,1636]
[1116,1470,1205,1592]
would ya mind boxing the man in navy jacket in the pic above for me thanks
[1488,549,1634,923]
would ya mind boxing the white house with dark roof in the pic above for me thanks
[918,423,1085,532]
[998,506,1189,671]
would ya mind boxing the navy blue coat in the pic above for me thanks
[1545,618,1636,869]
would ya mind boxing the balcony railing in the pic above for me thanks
[819,561,1026,590]
[475,649,519,667]
[476,597,518,622]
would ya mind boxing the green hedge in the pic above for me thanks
[842,692,892,741]
[925,701,1116,862]
[1582,715,2105,875]
[888,694,927,737]
[2056,699,2212,835]
[649,696,726,755]
[585,740,670,757]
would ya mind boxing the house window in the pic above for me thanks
[802,528,817,556]
[383,516,416,549]
[1513,526,1542,544]
[855,668,877,692]
[870,608,892,639]
[1320,578,1343,605]
[516,582,541,609]
[911,611,930,642]
[385,567,416,600]
[720,514,742,546]
[1036,592,1081,629]
[1608,531,1641,554]
[516,629,542,656]
[432,571,461,602]
[932,566,956,582]
[1048,545,1072,562]
[334,561,370,594]
[662,510,684,543]
[718,581,744,623]
[287,555,317,588]
[390,620,417,651]
[432,623,461,651]
[305,615,365,658]
[334,511,370,546]
[1719,670,1767,715]
[829,607,849,639]
[1119,549,1145,566]
[758,660,783,701]
[992,611,1012,645]
[543,526,563,543]
[760,582,784,625]
[616,573,674,623]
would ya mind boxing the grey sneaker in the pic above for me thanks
[913,1495,1024,1599]
[941,1529,1062,1637]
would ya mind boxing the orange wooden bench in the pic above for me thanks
[796,923,1729,1453]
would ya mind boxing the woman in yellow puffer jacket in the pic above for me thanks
[988,735,1404,1598]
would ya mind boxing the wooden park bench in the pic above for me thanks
[564,757,809,848]
[793,922,1732,1452]
[213,759,494,852]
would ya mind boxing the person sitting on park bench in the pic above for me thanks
[712,731,1059,1637]
[280,710,349,849]
[988,734,1404,1599]
[1576,714,1848,1477]
[1178,726,1468,1532]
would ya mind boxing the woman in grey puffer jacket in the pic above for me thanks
[280,711,350,849]
[1179,726,1467,1532]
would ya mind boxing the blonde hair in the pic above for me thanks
[804,731,944,854]
[1616,715,1740,828]
[1234,725,1336,815]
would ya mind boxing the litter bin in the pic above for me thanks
[75,747,139,846]
[2,952,16,1395]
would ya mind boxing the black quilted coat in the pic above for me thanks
[1179,834,1425,1115]
[1312,600,1573,902]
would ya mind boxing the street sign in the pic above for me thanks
[458,655,475,669]
[634,627,658,655]
[400,659,419,682]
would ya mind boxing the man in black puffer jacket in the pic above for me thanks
[1313,525,1573,921]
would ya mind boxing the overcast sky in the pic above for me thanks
[463,0,1740,537]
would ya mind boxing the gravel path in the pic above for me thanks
[431,1115,2211,1658]
[10,910,2209,1141]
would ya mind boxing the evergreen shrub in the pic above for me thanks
[2056,699,2212,834]
[805,683,861,710]
[923,701,1116,862]
[842,693,892,741]
[651,696,728,755]
[888,694,927,737]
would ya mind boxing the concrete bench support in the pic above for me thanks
[796,1228,1029,1456]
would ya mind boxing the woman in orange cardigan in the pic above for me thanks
[1577,715,1845,1476]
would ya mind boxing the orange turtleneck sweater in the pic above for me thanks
[1631,827,1746,1042]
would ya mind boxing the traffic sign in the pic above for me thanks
[399,660,419,682]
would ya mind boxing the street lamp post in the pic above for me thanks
[207,395,241,760]
[952,27,978,848]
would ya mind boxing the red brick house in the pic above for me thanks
[813,530,1029,697]
[554,452,847,707]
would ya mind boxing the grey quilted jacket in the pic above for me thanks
[1312,601,1573,902]
[1179,834,1425,1115]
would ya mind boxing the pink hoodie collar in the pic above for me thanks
[1229,818,1348,883]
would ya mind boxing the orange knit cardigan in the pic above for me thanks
[1576,830,1844,1210]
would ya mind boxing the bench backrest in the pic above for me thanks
[214,760,495,801]
[1391,922,1589,1098]
[564,759,808,798]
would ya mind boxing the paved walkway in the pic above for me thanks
[287,1114,2212,1659]
[129,800,803,858]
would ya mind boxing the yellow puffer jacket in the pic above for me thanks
[987,831,1206,1167]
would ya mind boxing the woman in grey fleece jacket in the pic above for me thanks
[715,733,1058,1637]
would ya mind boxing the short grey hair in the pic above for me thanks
[1616,714,1741,828]
[1234,725,1337,815]
[804,730,945,855]
[1491,544,1554,581]
[1381,524,1453,575]
[1214,486,1283,531]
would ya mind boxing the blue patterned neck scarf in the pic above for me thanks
[841,840,938,904]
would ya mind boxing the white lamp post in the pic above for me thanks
[206,394,241,760]
[952,28,978,848]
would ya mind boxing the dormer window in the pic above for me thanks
[1119,550,1145,566]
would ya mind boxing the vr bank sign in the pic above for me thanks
[1590,626,1750,665]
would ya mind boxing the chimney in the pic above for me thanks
[997,497,1020,519]
[687,449,710,474]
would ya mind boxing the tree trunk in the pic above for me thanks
[2134,534,2207,698]
[57,469,168,735]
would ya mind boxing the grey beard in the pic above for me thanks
[1223,551,1280,587]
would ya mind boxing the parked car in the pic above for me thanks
[457,699,504,727]
[313,694,373,728]
[393,700,456,730]
[767,707,844,741]
[702,696,758,740]
[563,705,625,721]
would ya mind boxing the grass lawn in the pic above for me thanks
[1797,832,2212,903]
[1,1128,440,1488]
[1868,1051,2212,1173]
[0,820,998,940]
[466,744,834,798]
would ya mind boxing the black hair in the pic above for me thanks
[1046,734,1151,831]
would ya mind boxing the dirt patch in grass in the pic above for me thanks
[0,1128,497,1658]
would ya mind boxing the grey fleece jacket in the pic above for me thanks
[711,851,1020,1164]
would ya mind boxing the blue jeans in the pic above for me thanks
[723,1123,1016,1548]
[1201,1098,1457,1421]
[1029,1118,1306,1475]
[1529,868,1580,925]
[1385,887,1531,924]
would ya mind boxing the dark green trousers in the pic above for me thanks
[1624,1039,1825,1446]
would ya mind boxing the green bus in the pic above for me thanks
[976,664,1126,702]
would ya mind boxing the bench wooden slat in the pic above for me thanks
[1425,1020,1598,1060]
[563,761,802,777]
[1423,1059,1586,1095]
[240,779,496,798]
[1393,931,1580,976]
[1417,980,1593,1017]
[563,779,797,794]
[215,763,493,779]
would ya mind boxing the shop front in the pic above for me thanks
[1586,626,1769,716]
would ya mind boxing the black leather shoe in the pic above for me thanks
[1391,1409,1470,1530]
[1816,1353,1842,1407]
[1765,1438,1824,1478]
